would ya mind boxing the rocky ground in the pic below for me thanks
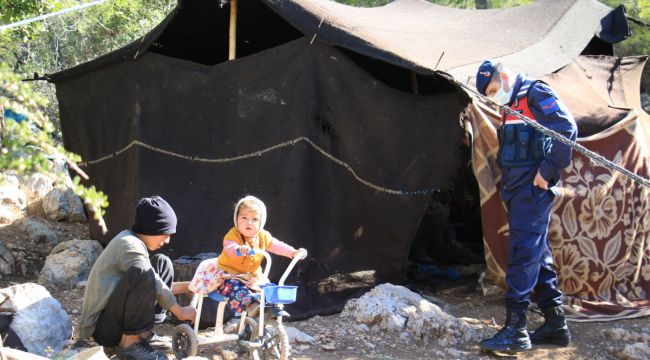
[22,267,650,360]
[1,172,649,359]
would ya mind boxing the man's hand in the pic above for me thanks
[533,170,549,190]
[170,304,196,323]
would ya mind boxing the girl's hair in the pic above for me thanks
[237,199,262,215]
[233,195,267,229]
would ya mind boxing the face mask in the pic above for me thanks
[493,84,514,105]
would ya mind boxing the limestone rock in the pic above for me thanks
[38,239,103,291]
[0,243,15,275]
[0,206,14,224]
[619,343,650,360]
[43,188,87,222]
[0,283,72,356]
[285,326,316,344]
[21,173,53,200]
[0,180,26,210]
[13,217,59,256]
[6,218,60,276]
[341,283,488,346]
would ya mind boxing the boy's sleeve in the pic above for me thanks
[116,240,177,309]
[528,82,578,183]
[154,274,177,310]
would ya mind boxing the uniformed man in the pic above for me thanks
[475,60,577,353]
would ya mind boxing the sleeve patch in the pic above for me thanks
[539,96,560,115]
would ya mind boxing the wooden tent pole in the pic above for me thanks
[411,71,419,95]
[229,0,237,60]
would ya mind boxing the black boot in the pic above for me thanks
[480,309,531,353]
[530,305,571,346]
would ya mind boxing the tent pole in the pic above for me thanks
[411,71,419,95]
[229,0,237,60]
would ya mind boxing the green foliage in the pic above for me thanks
[0,1,175,219]
[0,63,108,216]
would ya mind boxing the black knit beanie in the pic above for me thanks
[132,196,177,235]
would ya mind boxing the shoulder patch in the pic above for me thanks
[538,96,560,115]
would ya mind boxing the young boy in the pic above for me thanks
[79,196,196,360]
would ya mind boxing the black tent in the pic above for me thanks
[49,0,629,318]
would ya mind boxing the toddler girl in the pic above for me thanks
[189,195,305,316]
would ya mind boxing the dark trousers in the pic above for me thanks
[504,184,562,312]
[93,254,174,346]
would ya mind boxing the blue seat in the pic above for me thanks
[207,291,227,302]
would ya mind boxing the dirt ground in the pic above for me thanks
[1,220,648,360]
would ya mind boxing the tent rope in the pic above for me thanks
[447,76,650,188]
[0,0,108,31]
[78,137,438,196]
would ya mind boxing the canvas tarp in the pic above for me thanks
[54,39,468,318]
[470,56,650,320]
[263,0,629,83]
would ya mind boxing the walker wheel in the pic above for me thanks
[172,323,198,359]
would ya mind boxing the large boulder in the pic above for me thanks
[20,173,53,200]
[341,283,488,346]
[0,283,72,357]
[0,176,26,211]
[42,188,87,222]
[5,218,60,276]
[13,218,58,250]
[38,239,103,291]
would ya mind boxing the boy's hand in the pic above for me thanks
[292,248,308,260]
[170,304,196,323]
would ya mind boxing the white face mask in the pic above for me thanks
[493,85,514,105]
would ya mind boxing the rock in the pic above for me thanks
[217,347,238,360]
[43,188,87,222]
[21,173,53,200]
[0,180,26,210]
[341,283,488,346]
[38,239,103,291]
[0,243,15,275]
[1,172,20,188]
[447,348,462,357]
[605,328,629,341]
[285,326,316,344]
[619,343,650,360]
[0,283,72,356]
[14,218,58,250]
[0,206,14,224]
[5,218,59,276]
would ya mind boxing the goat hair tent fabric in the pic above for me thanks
[53,39,468,317]
[471,56,650,321]
[49,0,631,318]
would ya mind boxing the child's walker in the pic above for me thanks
[172,248,307,360]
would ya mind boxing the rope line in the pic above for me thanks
[79,137,437,196]
[0,0,108,31]
[446,76,650,188]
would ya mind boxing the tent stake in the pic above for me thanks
[229,0,237,60]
